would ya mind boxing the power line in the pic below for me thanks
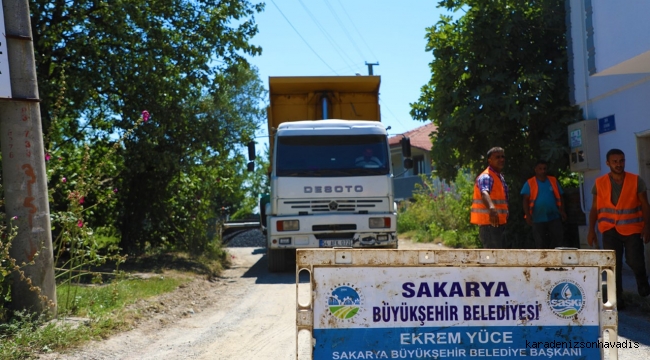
[322,0,367,62]
[379,96,410,132]
[270,0,338,74]
[335,0,379,62]
[297,0,360,74]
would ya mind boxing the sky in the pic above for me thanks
[246,0,452,146]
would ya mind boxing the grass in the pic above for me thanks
[57,275,187,318]
[0,252,218,360]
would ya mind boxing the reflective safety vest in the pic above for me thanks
[596,173,644,235]
[527,176,561,216]
[471,167,508,225]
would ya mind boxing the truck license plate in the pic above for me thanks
[319,239,352,247]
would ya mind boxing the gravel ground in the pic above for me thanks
[222,228,265,247]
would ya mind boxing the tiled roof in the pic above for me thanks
[388,122,437,151]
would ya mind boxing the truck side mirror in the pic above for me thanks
[247,161,255,172]
[403,158,413,170]
[400,137,411,158]
[247,141,256,161]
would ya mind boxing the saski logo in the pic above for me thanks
[548,280,585,318]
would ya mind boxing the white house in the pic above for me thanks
[567,1,650,252]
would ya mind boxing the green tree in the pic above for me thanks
[117,64,265,254]
[411,0,580,246]
[30,0,266,254]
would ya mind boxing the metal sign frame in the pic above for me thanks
[296,249,618,360]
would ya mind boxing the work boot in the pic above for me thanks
[638,278,650,297]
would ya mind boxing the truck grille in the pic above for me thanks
[283,199,382,212]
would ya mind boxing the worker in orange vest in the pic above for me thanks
[588,149,650,309]
[470,147,508,248]
[520,160,567,249]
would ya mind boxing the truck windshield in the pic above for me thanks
[276,135,390,177]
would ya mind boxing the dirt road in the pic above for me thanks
[42,236,650,360]
[42,245,298,360]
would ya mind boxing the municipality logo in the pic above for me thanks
[548,280,585,318]
[327,284,362,320]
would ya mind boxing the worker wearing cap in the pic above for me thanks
[471,147,508,248]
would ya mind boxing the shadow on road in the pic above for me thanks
[241,248,300,284]
[617,311,650,348]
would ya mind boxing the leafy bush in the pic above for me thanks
[398,171,481,248]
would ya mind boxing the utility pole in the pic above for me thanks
[0,0,57,316]
[365,61,379,76]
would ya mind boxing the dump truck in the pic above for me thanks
[250,76,411,272]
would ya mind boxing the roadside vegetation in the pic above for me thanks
[397,171,480,249]
[0,269,195,360]
[0,0,270,357]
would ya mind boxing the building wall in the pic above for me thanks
[568,0,650,251]
[390,147,432,201]
[589,0,650,72]
[569,0,650,106]
[390,147,431,178]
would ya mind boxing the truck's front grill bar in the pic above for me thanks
[283,199,382,212]
[312,224,357,231]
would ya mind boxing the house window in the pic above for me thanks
[413,155,425,175]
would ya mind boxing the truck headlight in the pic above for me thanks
[277,220,299,231]
[369,217,391,228]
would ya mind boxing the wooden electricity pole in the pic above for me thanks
[0,0,57,316]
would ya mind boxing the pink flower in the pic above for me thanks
[61,177,67,183]
[142,110,150,123]
[58,157,62,161]
[77,220,83,227]
[79,197,85,204]
[11,216,18,220]
[45,153,51,161]
[113,188,118,193]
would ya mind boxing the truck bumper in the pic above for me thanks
[267,213,397,249]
